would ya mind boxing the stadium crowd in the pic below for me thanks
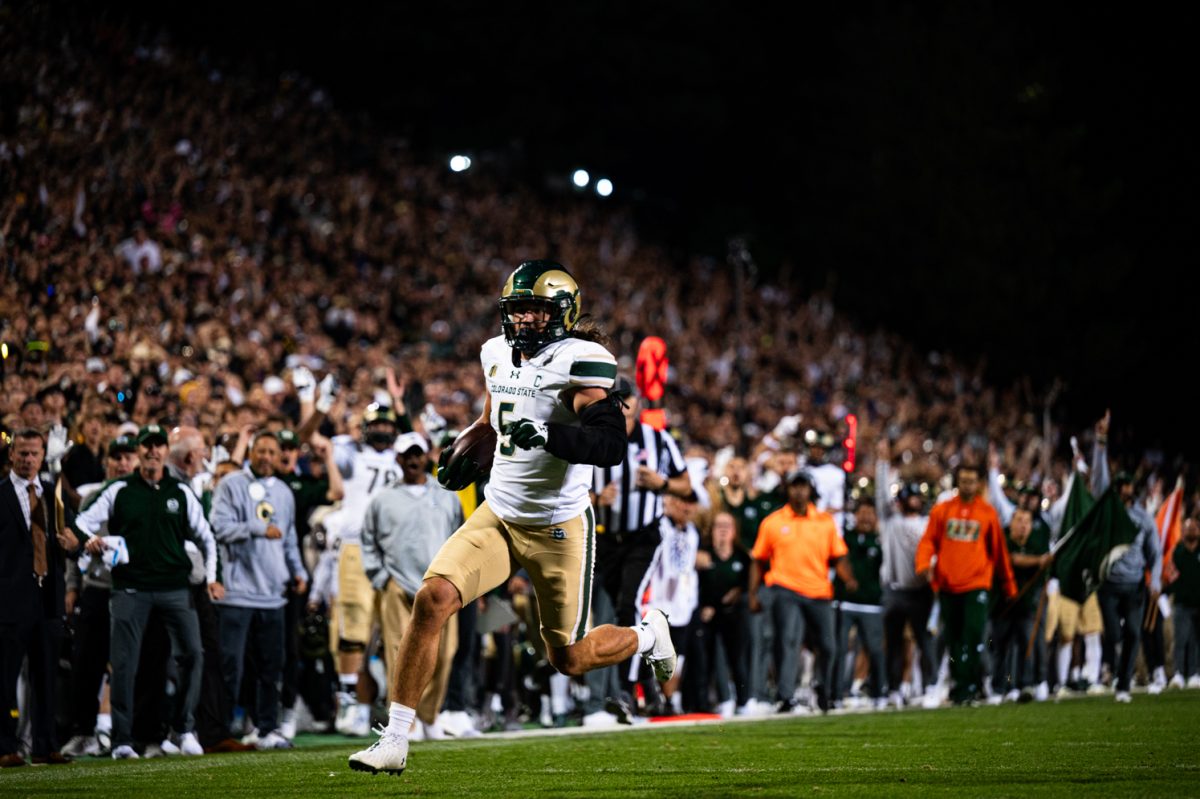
[2,0,1198,765]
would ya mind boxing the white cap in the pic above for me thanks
[262,375,286,395]
[394,432,429,455]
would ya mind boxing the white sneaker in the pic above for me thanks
[280,707,297,741]
[1168,673,1185,690]
[1187,675,1200,689]
[715,699,736,718]
[256,730,293,750]
[1035,682,1049,702]
[888,691,904,710]
[112,744,139,760]
[921,688,941,709]
[1054,685,1071,702]
[1115,691,1132,703]
[873,697,889,710]
[159,737,181,756]
[1086,682,1111,696]
[1003,689,1020,703]
[179,732,203,756]
[334,692,356,735]
[348,727,408,776]
[60,735,95,757]
[582,710,619,728]
[641,608,676,681]
[421,721,448,741]
[436,710,480,738]
[1147,680,1165,696]
[986,694,1003,706]
[143,743,167,759]
[240,730,260,747]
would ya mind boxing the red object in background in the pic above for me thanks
[636,337,668,402]
[842,413,858,473]
[636,337,669,430]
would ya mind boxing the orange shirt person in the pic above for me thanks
[915,463,1016,705]
[748,470,852,712]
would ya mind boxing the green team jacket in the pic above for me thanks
[75,470,217,591]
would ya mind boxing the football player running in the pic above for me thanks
[350,260,677,776]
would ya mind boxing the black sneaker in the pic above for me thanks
[604,695,635,725]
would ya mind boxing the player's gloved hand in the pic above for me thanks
[292,366,316,404]
[505,419,549,450]
[316,373,339,414]
[436,447,482,492]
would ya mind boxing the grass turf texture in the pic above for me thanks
[5,694,1199,797]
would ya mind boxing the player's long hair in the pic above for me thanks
[569,314,610,347]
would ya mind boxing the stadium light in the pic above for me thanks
[449,155,472,173]
[595,178,613,197]
[572,169,590,188]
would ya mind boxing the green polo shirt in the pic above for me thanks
[834,529,883,606]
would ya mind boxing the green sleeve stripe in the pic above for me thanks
[569,361,618,379]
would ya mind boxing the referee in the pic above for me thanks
[585,377,692,718]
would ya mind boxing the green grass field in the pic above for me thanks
[5,694,1199,798]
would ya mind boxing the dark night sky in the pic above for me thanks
[123,1,1198,457]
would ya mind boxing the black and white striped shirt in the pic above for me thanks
[593,423,687,534]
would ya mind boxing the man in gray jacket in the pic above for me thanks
[1090,412,1161,703]
[361,432,463,739]
[210,432,308,748]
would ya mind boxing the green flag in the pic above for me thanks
[1053,480,1138,603]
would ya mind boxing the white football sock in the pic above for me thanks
[387,703,416,737]
[1084,634,1102,684]
[1057,644,1073,686]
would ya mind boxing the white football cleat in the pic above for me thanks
[1168,673,1185,690]
[641,609,676,682]
[159,737,181,756]
[1114,691,1132,704]
[1187,675,1200,689]
[1034,682,1049,702]
[348,727,408,776]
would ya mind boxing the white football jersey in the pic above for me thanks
[329,436,402,544]
[480,334,617,526]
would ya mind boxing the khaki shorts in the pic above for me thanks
[425,501,596,649]
[1045,591,1104,642]
[332,541,379,648]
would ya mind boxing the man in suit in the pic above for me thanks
[0,429,79,767]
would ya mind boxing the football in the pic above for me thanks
[444,421,497,476]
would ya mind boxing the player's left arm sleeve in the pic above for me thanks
[993,516,1018,598]
[283,494,306,581]
[544,397,625,467]
[184,487,219,584]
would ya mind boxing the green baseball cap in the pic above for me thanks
[276,430,301,449]
[107,435,138,456]
[136,424,168,446]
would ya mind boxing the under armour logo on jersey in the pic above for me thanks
[550,528,566,540]
[510,369,521,379]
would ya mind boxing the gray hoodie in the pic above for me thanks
[210,467,306,609]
